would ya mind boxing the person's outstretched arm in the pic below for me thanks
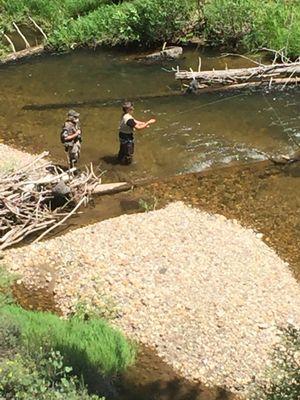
[134,118,156,130]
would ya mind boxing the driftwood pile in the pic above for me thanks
[176,58,300,93]
[0,152,101,250]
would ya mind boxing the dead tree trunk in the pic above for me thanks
[0,45,44,65]
[176,62,300,92]
[176,63,300,82]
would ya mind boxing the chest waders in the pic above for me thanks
[118,113,135,165]
[65,141,81,168]
[62,120,81,168]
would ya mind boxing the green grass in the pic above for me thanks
[0,265,135,396]
[0,304,136,378]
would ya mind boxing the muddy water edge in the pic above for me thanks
[1,47,300,400]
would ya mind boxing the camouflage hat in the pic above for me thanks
[68,109,80,118]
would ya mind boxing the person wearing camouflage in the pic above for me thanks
[61,110,82,168]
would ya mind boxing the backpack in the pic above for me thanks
[60,128,68,144]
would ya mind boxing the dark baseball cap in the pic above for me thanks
[68,109,80,118]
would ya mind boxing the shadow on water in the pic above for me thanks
[117,345,235,400]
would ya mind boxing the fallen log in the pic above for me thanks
[176,62,300,83]
[93,182,132,195]
[0,45,44,65]
[22,91,182,111]
[184,77,299,94]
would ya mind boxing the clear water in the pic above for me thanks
[0,47,299,183]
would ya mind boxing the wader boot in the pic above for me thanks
[118,139,134,165]
[65,141,81,169]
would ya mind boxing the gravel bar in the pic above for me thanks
[4,202,300,393]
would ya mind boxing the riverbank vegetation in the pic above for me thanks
[250,324,300,400]
[0,0,299,59]
[0,266,136,398]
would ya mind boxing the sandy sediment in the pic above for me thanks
[0,143,39,171]
[4,201,300,393]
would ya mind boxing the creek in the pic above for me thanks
[1,47,300,400]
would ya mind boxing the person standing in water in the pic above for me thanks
[60,109,82,168]
[118,101,156,165]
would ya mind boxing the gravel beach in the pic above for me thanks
[5,201,300,393]
[0,143,38,171]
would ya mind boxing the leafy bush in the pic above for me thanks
[0,0,112,36]
[49,0,194,48]
[0,314,21,358]
[248,0,300,59]
[203,0,258,48]
[0,351,103,399]
[250,324,300,400]
[203,0,300,58]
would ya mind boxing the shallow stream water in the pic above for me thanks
[0,47,299,182]
[1,47,300,400]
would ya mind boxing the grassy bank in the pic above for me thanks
[0,0,299,58]
[0,266,136,398]
[203,0,300,59]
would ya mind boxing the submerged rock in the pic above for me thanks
[142,46,183,61]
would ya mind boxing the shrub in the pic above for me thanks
[250,324,300,400]
[47,0,195,49]
[203,0,258,49]
[203,0,300,58]
[0,314,21,358]
[0,351,103,399]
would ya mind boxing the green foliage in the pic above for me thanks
[0,314,21,358]
[0,267,133,398]
[0,265,17,307]
[139,197,158,212]
[49,0,194,48]
[250,324,300,400]
[1,304,136,379]
[0,0,299,57]
[0,351,103,399]
[248,0,300,59]
[203,0,300,58]
[203,0,257,48]
[73,297,119,321]
[0,0,194,53]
